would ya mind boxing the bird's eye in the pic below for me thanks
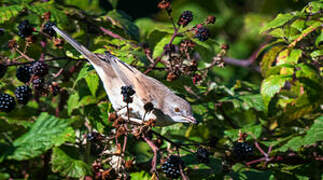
[174,107,180,112]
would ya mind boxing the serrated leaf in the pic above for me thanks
[26,3,68,25]
[260,13,295,33]
[6,113,74,161]
[261,75,291,112]
[85,71,99,97]
[67,93,80,115]
[0,5,24,24]
[279,116,323,152]
[51,147,92,178]
[260,46,285,77]
[74,64,92,87]
[152,35,183,59]
[220,94,265,112]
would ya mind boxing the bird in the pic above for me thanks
[52,26,197,126]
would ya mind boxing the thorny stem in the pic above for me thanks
[142,135,159,179]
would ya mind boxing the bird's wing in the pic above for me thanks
[112,57,171,108]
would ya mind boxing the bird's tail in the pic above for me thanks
[52,26,101,65]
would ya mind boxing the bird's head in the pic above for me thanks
[164,95,197,124]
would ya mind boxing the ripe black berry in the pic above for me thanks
[0,63,7,79]
[17,20,33,38]
[32,78,45,89]
[233,142,254,160]
[43,21,56,37]
[121,85,135,103]
[15,85,32,105]
[87,132,99,142]
[16,65,32,83]
[31,61,48,76]
[0,93,16,112]
[195,26,210,41]
[178,11,193,27]
[196,147,210,163]
[161,155,184,179]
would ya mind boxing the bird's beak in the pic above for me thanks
[183,116,198,125]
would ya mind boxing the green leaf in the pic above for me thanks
[260,46,285,77]
[261,75,291,112]
[85,71,99,97]
[108,0,119,9]
[74,64,92,86]
[107,10,140,41]
[315,31,323,47]
[286,49,302,65]
[279,116,323,152]
[51,147,92,178]
[310,49,323,59]
[303,116,323,144]
[7,113,74,161]
[0,5,24,23]
[67,93,80,115]
[130,171,151,180]
[152,35,183,59]
[260,13,295,33]
[224,124,263,140]
[26,3,68,25]
[220,94,265,112]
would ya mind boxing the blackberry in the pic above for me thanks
[177,11,193,27]
[17,20,33,38]
[16,65,32,83]
[161,155,184,179]
[15,85,32,105]
[121,85,135,103]
[233,142,254,160]
[43,21,56,37]
[31,61,48,76]
[32,78,45,89]
[195,26,210,42]
[196,147,210,163]
[0,93,16,112]
[87,132,100,142]
[0,63,7,79]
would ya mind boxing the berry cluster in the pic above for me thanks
[32,61,48,76]
[121,85,135,103]
[0,93,16,112]
[195,26,210,42]
[15,85,32,105]
[17,20,33,38]
[16,61,48,89]
[0,63,7,79]
[161,155,184,179]
[43,21,56,37]
[16,65,32,83]
[195,147,210,163]
[233,142,254,160]
[178,11,193,27]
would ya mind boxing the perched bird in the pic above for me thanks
[52,26,197,126]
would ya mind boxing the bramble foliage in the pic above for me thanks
[0,0,322,179]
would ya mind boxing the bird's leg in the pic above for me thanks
[142,135,159,179]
